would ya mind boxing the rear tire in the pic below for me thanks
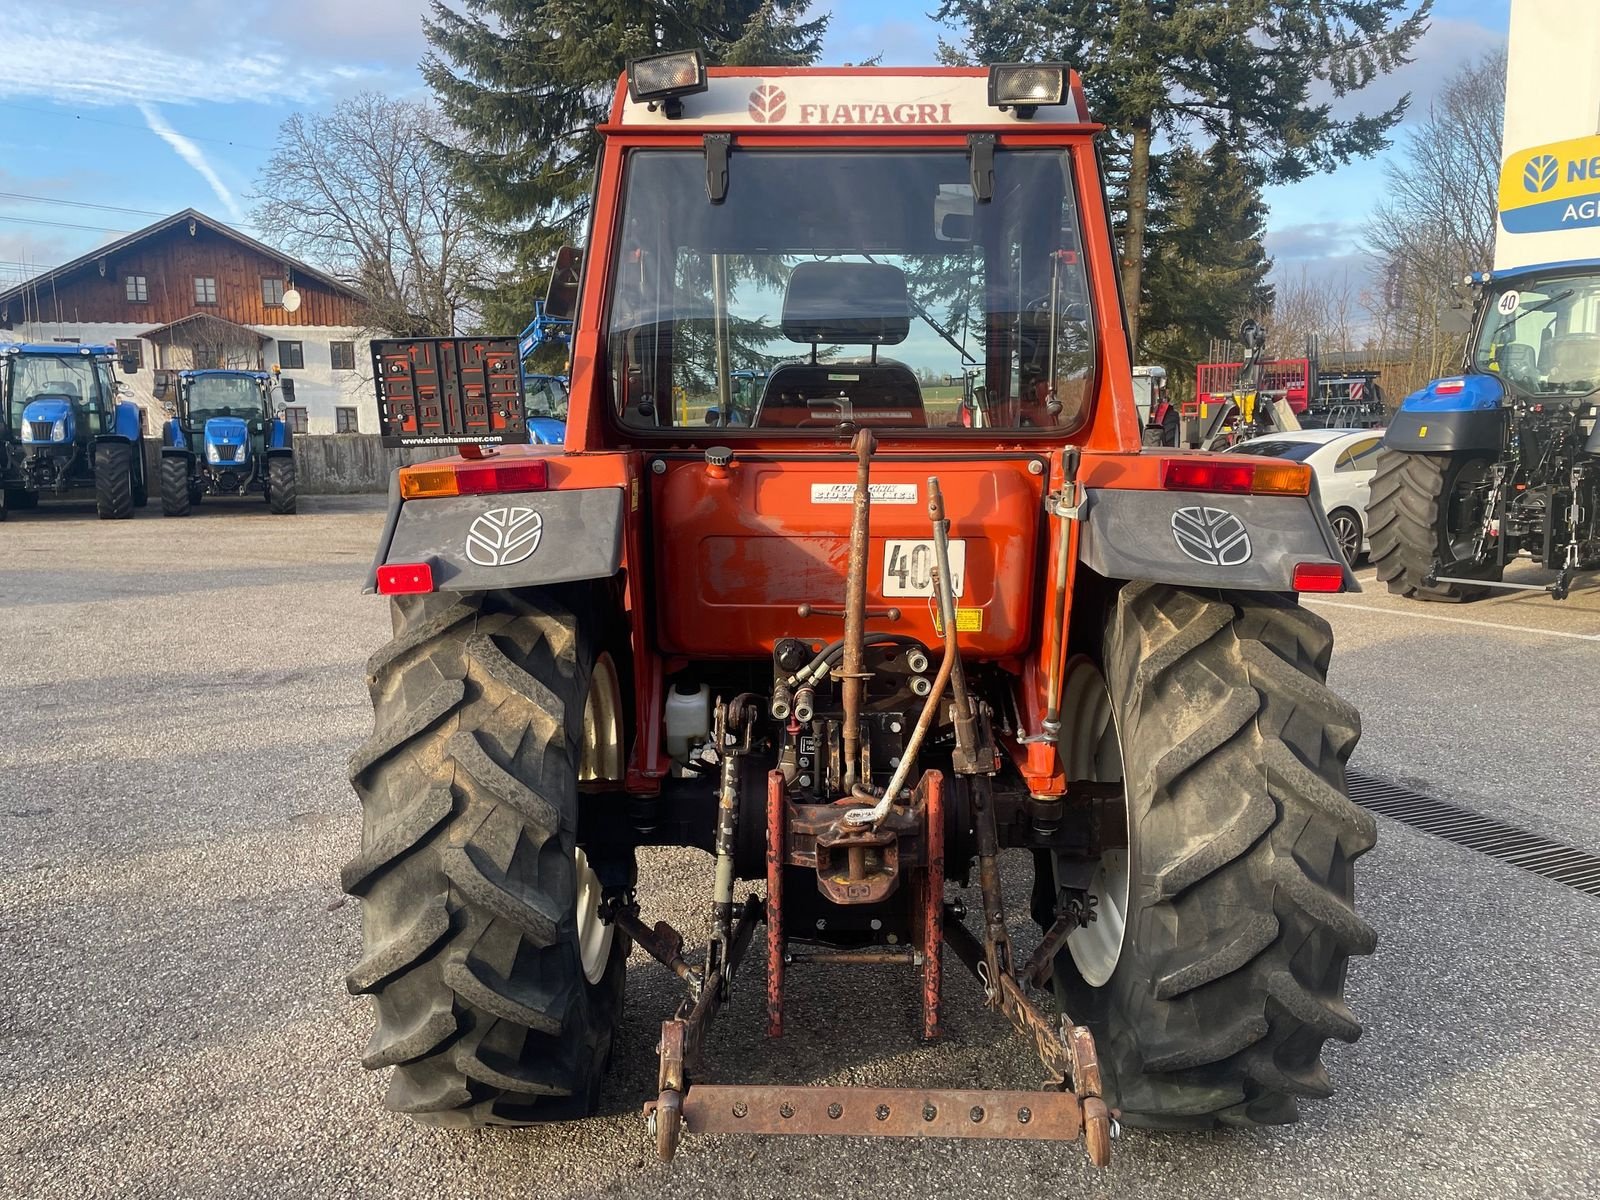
[161,457,191,517]
[1368,448,1502,601]
[268,455,297,514]
[1041,583,1375,1129]
[344,589,627,1126]
[95,441,134,519]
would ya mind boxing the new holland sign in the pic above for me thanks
[1499,134,1600,234]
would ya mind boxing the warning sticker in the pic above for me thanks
[932,607,985,634]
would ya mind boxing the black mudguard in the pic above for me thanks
[365,475,625,594]
[1077,482,1358,592]
[1382,407,1506,454]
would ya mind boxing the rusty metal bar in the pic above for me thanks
[1019,910,1080,992]
[675,1084,1084,1142]
[610,908,701,1000]
[765,770,785,1039]
[785,948,917,966]
[920,771,944,1041]
[840,428,876,790]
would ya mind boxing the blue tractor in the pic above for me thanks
[0,343,147,521]
[1369,266,1600,601]
[155,369,297,515]
[519,299,573,444]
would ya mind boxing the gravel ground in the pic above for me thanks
[1,496,1597,1199]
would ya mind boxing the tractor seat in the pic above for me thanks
[1542,334,1600,388]
[755,362,926,428]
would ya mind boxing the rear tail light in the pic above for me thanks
[377,562,435,595]
[1161,457,1311,497]
[1292,562,1345,593]
[399,458,549,500]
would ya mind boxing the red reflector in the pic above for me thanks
[1436,378,1465,394]
[1292,562,1345,592]
[1161,459,1256,493]
[377,562,435,595]
[457,460,549,494]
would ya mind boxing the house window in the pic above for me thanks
[262,277,285,307]
[194,276,217,305]
[284,406,308,433]
[116,339,143,373]
[335,407,360,433]
[330,340,356,371]
[126,275,148,302]
[277,340,304,370]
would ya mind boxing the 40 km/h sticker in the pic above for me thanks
[883,539,966,597]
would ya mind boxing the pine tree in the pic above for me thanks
[424,0,827,331]
[1140,144,1275,388]
[935,0,1430,351]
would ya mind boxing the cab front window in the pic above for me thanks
[1475,273,1600,396]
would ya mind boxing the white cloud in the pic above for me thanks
[137,103,245,223]
[0,11,386,109]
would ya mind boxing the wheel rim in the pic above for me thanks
[574,846,613,985]
[1056,658,1129,988]
[1330,511,1361,565]
[575,652,622,984]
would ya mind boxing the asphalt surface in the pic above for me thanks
[2,496,1598,1199]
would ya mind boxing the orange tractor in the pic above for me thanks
[346,54,1375,1165]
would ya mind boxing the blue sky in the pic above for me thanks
[0,0,1509,299]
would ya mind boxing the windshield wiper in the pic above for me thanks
[861,253,977,365]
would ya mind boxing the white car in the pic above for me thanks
[1226,428,1384,566]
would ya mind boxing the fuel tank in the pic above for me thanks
[650,453,1046,659]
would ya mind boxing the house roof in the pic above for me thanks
[136,312,272,343]
[0,208,363,308]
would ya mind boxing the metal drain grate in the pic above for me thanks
[1346,771,1600,898]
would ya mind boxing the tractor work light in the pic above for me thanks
[1160,457,1312,497]
[987,63,1066,118]
[376,562,435,595]
[627,49,708,115]
[398,458,550,501]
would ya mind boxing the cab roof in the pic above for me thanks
[607,66,1092,133]
[179,369,273,381]
[0,343,115,357]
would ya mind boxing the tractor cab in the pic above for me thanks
[155,369,297,515]
[0,343,146,519]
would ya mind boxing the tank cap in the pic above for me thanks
[705,445,733,467]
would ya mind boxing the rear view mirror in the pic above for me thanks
[279,377,296,402]
[544,246,583,321]
[152,372,170,400]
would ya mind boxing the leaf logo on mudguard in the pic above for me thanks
[748,84,786,123]
[1171,505,1252,566]
[465,506,543,567]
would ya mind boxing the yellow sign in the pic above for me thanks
[1499,134,1600,234]
[932,607,985,635]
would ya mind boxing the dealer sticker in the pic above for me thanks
[882,539,965,597]
[811,482,918,504]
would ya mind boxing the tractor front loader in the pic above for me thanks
[344,55,1375,1167]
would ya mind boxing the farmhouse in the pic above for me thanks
[0,210,377,434]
